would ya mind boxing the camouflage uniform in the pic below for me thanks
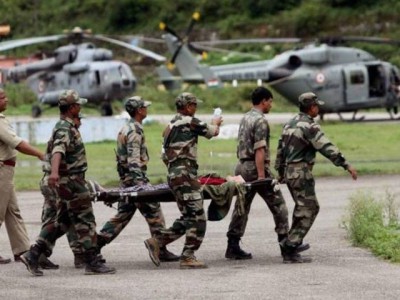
[39,172,79,255]
[22,90,116,276]
[228,108,289,240]
[275,111,350,247]
[33,116,97,256]
[160,112,219,258]
[98,117,166,245]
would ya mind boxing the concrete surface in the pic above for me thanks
[1,174,400,299]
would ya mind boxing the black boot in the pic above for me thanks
[225,238,252,260]
[280,239,312,264]
[159,246,180,262]
[96,234,107,254]
[278,234,310,254]
[20,244,44,276]
[74,253,86,269]
[38,254,59,270]
[84,251,116,275]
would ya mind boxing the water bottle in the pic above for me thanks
[213,107,222,120]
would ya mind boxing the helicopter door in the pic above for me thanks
[342,65,369,104]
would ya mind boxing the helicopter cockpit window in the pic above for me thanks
[350,71,364,84]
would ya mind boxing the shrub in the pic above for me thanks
[343,191,400,262]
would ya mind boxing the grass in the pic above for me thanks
[343,191,400,262]
[4,83,297,117]
[14,121,400,190]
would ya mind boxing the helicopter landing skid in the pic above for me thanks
[337,111,365,122]
[388,111,400,120]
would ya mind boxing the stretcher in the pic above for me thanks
[88,178,275,204]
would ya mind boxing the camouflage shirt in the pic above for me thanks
[116,118,149,183]
[46,117,87,175]
[236,108,270,162]
[275,112,349,173]
[163,113,218,164]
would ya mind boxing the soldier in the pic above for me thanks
[225,87,307,262]
[144,92,222,269]
[95,96,179,263]
[0,88,44,265]
[275,92,357,263]
[21,90,116,276]
[37,113,84,269]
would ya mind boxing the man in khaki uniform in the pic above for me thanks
[0,88,44,264]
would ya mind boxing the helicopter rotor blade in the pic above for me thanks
[319,36,400,46]
[159,22,182,41]
[91,35,166,62]
[188,43,205,55]
[0,35,66,52]
[194,37,302,46]
[185,12,201,37]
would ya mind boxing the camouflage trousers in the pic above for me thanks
[99,182,166,245]
[38,175,79,254]
[285,162,320,246]
[160,160,206,258]
[227,161,289,239]
[36,173,97,255]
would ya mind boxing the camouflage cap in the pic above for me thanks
[175,92,203,107]
[298,92,324,106]
[125,96,151,113]
[58,90,87,106]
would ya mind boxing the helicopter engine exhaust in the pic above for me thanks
[268,55,302,83]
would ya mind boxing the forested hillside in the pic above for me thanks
[1,0,400,63]
[1,0,399,39]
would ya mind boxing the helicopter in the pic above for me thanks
[0,27,166,117]
[157,14,400,121]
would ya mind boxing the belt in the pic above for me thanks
[287,161,313,166]
[2,159,16,167]
[287,161,314,169]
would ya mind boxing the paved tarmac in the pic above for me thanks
[1,174,400,299]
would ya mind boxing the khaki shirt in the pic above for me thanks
[0,113,22,161]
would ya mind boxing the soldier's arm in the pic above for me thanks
[254,118,269,179]
[126,130,146,184]
[48,153,62,188]
[190,117,219,139]
[48,128,69,187]
[274,137,285,182]
[307,123,351,170]
[255,147,266,179]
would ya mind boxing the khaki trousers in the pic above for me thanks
[0,164,30,255]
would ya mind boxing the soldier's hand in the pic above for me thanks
[211,116,223,126]
[347,165,358,180]
[48,173,60,188]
